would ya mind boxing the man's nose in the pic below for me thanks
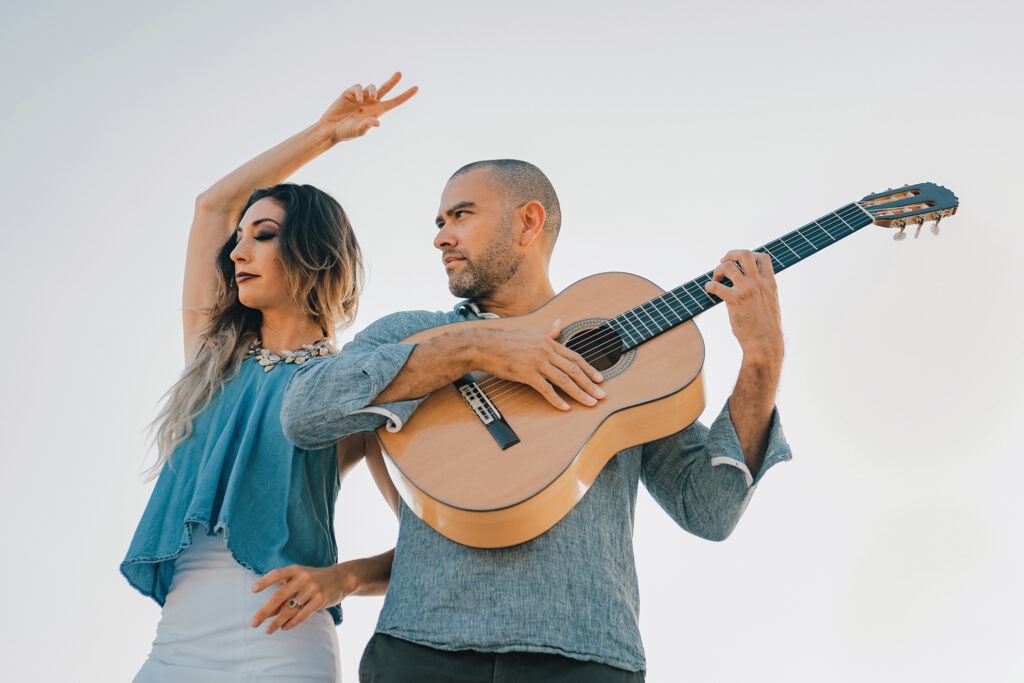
[434,225,456,250]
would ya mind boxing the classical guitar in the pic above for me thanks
[377,183,959,548]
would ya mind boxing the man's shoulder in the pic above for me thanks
[354,308,464,342]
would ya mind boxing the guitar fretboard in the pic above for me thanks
[606,202,874,351]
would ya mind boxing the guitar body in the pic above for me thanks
[377,272,707,548]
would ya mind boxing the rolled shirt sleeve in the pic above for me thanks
[281,310,458,450]
[640,402,792,541]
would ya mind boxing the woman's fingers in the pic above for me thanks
[251,565,333,634]
[376,72,401,97]
[381,84,418,111]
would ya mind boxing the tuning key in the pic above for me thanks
[893,227,907,241]
[931,216,942,236]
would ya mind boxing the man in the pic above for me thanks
[282,160,792,681]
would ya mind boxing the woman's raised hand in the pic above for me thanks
[321,72,418,143]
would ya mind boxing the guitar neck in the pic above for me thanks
[607,201,875,351]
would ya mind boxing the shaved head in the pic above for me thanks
[449,159,561,246]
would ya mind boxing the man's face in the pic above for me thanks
[434,168,522,300]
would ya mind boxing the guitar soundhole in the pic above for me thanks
[564,324,623,372]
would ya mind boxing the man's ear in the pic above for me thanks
[518,201,547,248]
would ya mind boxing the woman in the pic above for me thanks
[121,72,415,681]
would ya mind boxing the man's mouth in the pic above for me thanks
[442,253,465,268]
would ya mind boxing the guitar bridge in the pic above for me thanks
[453,374,520,450]
[458,380,500,424]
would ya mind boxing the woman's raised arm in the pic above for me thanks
[181,72,417,357]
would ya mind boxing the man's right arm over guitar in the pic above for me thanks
[281,311,605,450]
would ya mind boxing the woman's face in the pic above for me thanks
[230,197,296,314]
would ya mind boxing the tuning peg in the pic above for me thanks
[914,221,923,239]
[930,216,942,236]
[893,227,907,241]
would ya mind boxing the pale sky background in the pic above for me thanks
[1,1,1021,681]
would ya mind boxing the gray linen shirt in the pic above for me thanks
[282,302,792,672]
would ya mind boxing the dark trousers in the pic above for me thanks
[359,633,645,683]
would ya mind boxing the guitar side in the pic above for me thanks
[377,272,707,548]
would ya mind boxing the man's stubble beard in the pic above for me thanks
[448,216,522,300]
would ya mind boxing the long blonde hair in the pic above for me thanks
[146,184,364,479]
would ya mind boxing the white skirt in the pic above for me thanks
[134,531,341,682]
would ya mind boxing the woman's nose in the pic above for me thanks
[230,238,249,263]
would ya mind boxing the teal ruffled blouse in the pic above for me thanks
[121,355,342,623]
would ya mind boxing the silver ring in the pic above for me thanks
[288,598,300,609]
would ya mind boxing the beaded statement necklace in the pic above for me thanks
[245,339,334,372]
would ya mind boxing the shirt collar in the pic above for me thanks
[454,300,500,319]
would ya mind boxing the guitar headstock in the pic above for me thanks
[858,183,959,239]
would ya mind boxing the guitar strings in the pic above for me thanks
[463,204,871,413]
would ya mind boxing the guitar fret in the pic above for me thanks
[794,229,817,251]
[640,300,671,334]
[810,220,835,245]
[687,278,716,309]
[822,217,844,239]
[834,209,861,234]
[634,305,659,337]
[774,234,802,263]
[672,281,709,315]
[631,307,656,339]
[663,289,688,315]
[660,291,690,325]
[678,281,707,311]
[614,321,640,349]
[852,201,875,221]
[620,310,646,341]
